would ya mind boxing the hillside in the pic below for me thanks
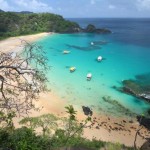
[0,11,79,39]
[0,11,112,40]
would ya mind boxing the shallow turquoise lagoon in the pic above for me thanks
[36,33,150,117]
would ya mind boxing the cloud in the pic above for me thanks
[14,0,53,12]
[137,0,150,10]
[90,0,96,5]
[108,4,116,9]
[0,0,13,11]
[57,7,62,11]
[15,0,28,7]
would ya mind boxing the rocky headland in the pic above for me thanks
[61,24,111,34]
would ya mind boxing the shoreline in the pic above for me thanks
[26,94,149,147]
[0,32,51,53]
[0,33,149,148]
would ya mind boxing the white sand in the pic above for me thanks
[0,32,50,53]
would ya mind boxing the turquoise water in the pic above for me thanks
[36,33,150,117]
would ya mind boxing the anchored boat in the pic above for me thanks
[70,67,76,72]
[97,56,103,62]
[87,73,92,80]
[63,50,70,54]
[91,42,94,45]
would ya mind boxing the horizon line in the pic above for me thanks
[65,17,150,19]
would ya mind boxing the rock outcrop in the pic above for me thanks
[121,80,150,103]
[82,106,93,116]
[114,73,150,103]
[137,115,150,130]
[61,24,111,34]
[83,24,111,34]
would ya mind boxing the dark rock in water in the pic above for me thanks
[66,44,101,51]
[137,115,150,130]
[122,80,141,94]
[112,85,117,89]
[140,139,150,150]
[120,79,150,103]
[83,24,111,34]
[135,73,150,82]
[60,23,111,34]
[82,106,93,116]
[85,24,96,32]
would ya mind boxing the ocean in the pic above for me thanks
[36,18,150,118]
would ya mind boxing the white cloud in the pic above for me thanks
[137,0,150,10]
[0,0,13,11]
[14,0,53,12]
[16,0,28,7]
[57,7,62,11]
[108,4,116,9]
[90,0,96,5]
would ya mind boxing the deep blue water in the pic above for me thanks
[36,18,150,118]
[68,18,150,47]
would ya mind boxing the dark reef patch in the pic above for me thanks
[114,73,150,103]
[133,98,142,104]
[66,44,101,51]
[102,96,136,117]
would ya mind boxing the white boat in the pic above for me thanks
[87,73,92,80]
[63,50,70,54]
[97,56,103,62]
[70,67,76,72]
[91,42,94,45]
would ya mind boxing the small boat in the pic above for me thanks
[70,67,76,72]
[97,56,103,62]
[63,50,70,54]
[87,73,92,80]
[91,42,94,45]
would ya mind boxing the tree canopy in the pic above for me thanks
[0,11,79,39]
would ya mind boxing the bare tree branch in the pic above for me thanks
[0,40,49,116]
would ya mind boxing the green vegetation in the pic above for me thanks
[0,106,134,150]
[0,11,79,40]
[0,10,111,40]
[0,128,134,150]
[19,114,58,136]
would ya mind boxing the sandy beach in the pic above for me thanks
[0,33,149,148]
[0,32,50,53]
[30,93,149,147]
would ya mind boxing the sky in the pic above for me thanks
[0,0,150,18]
